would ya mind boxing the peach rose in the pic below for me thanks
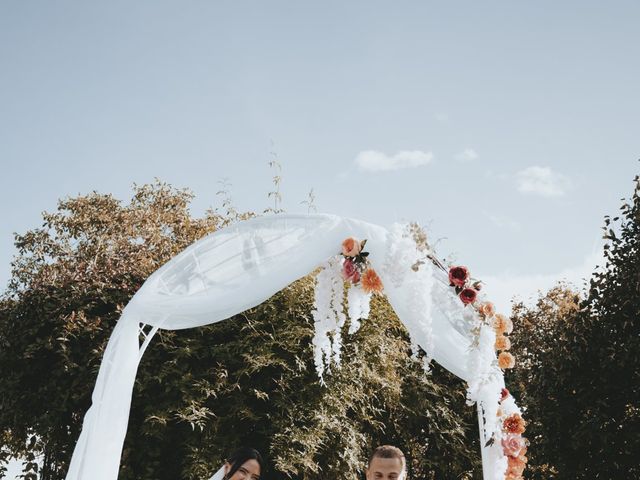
[459,287,478,305]
[448,266,470,287]
[341,237,361,257]
[504,316,514,334]
[495,335,511,351]
[501,433,525,458]
[498,351,515,369]
[493,313,513,335]
[479,301,495,317]
[504,413,526,435]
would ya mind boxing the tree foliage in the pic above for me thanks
[0,181,480,479]
[510,173,640,479]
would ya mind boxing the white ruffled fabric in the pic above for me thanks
[64,214,516,480]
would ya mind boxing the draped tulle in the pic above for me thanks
[65,214,506,480]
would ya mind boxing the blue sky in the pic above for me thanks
[1,1,639,311]
[1,2,639,477]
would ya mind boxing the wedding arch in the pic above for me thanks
[65,214,528,480]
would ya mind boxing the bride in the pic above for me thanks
[209,447,264,480]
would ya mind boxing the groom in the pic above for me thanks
[366,445,407,480]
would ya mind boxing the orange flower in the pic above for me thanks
[517,445,528,465]
[506,474,524,480]
[493,313,513,335]
[498,351,515,369]
[361,268,383,294]
[495,335,511,351]
[507,455,526,476]
[479,301,495,318]
[503,414,526,435]
[506,471,524,479]
[341,237,361,257]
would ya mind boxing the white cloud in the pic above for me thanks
[480,248,604,315]
[355,150,433,172]
[455,148,478,161]
[516,166,571,197]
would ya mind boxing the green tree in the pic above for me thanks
[510,172,640,479]
[572,173,640,478]
[0,181,480,479]
[509,285,582,479]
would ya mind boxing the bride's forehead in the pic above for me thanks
[240,458,261,473]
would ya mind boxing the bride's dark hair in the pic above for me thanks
[224,447,264,479]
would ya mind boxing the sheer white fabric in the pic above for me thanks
[208,466,226,480]
[65,214,503,480]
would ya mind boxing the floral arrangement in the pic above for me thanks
[340,237,383,294]
[446,264,528,480]
[313,227,529,480]
[499,389,529,479]
[311,237,383,381]
[446,264,516,371]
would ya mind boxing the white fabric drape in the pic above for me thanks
[65,214,492,480]
[208,466,226,480]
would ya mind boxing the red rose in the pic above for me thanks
[449,266,470,287]
[500,388,510,402]
[342,258,360,283]
[459,287,477,305]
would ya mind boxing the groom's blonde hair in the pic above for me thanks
[368,445,406,471]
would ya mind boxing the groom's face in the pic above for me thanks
[366,456,405,480]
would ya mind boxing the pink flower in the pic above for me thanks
[342,258,360,283]
[459,287,478,305]
[341,237,361,257]
[501,433,525,458]
[449,266,470,287]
